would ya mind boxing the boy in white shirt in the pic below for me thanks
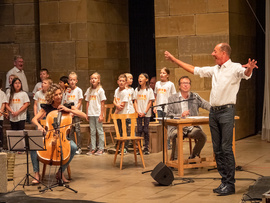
[32,69,50,95]
[65,72,84,154]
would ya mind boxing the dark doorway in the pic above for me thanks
[129,0,156,88]
[255,0,265,133]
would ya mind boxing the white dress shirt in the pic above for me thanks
[6,67,29,92]
[194,59,251,106]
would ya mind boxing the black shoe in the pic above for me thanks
[143,148,150,155]
[213,183,225,193]
[217,185,235,196]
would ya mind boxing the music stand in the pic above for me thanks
[6,130,49,191]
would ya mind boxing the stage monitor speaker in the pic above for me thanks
[151,162,174,186]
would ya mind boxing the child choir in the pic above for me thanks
[0,68,176,156]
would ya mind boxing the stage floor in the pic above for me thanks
[5,134,270,203]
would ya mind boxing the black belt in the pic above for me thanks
[211,104,235,112]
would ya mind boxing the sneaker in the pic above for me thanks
[143,148,150,155]
[75,148,82,155]
[86,149,96,156]
[94,150,104,156]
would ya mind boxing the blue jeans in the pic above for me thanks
[89,116,104,150]
[209,106,235,187]
[30,140,77,173]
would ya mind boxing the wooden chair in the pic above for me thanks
[111,113,145,170]
[39,119,72,180]
[103,104,115,146]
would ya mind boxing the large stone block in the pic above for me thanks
[193,54,215,67]
[14,25,37,43]
[196,13,229,35]
[87,23,106,41]
[39,1,59,24]
[104,59,119,70]
[0,5,14,25]
[0,26,15,43]
[170,0,207,15]
[71,23,87,40]
[76,57,88,70]
[0,153,7,193]
[87,0,107,23]
[59,0,87,23]
[155,0,169,17]
[106,3,128,25]
[14,3,35,25]
[178,35,229,55]
[88,41,107,58]
[208,0,228,12]
[155,37,178,68]
[40,42,75,71]
[76,41,88,58]
[0,44,20,72]
[155,15,195,37]
[89,58,105,70]
[116,25,129,42]
[107,42,128,58]
[40,24,71,42]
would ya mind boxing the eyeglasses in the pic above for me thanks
[180,82,190,85]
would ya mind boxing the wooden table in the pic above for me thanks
[164,116,237,176]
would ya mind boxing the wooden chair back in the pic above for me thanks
[111,113,138,139]
[104,104,115,123]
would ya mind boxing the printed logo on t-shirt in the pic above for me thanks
[116,97,120,103]
[89,95,97,100]
[137,94,147,100]
[158,88,167,94]
[12,99,21,104]
[38,98,46,104]
[67,95,76,101]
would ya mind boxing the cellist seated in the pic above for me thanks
[31,84,87,184]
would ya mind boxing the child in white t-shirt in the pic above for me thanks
[65,72,84,154]
[113,74,129,153]
[134,73,155,155]
[32,68,50,95]
[125,73,135,114]
[154,67,176,117]
[85,72,106,156]
[6,74,18,95]
[33,78,52,116]
[6,78,30,130]
[0,79,8,148]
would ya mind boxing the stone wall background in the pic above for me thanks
[154,0,257,139]
[0,0,257,139]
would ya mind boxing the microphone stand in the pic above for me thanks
[142,98,195,174]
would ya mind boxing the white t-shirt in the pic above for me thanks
[154,81,176,112]
[85,87,107,116]
[6,67,29,92]
[135,88,155,117]
[127,87,135,114]
[0,90,8,120]
[64,86,83,111]
[7,91,30,122]
[114,87,129,114]
[32,82,42,94]
[33,90,46,113]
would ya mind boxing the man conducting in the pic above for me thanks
[165,43,258,196]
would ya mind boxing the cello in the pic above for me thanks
[37,86,72,167]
